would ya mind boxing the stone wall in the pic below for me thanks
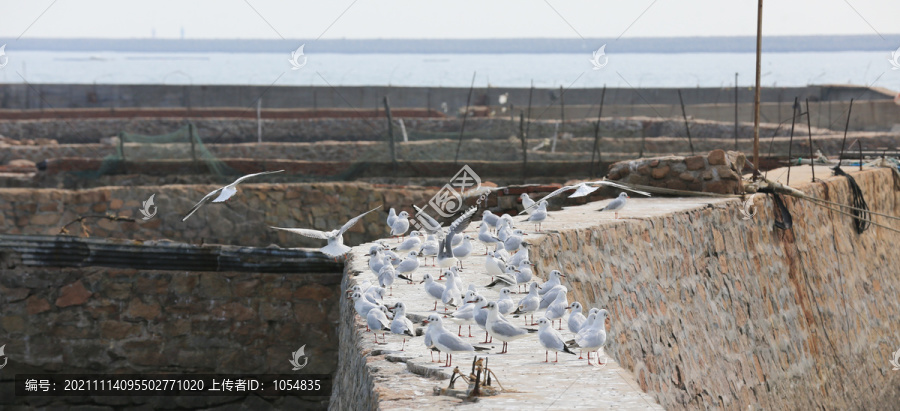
[328,264,380,411]
[0,263,341,409]
[0,182,436,248]
[527,168,900,409]
[608,150,747,194]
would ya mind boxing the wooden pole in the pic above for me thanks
[734,72,739,151]
[383,96,397,168]
[752,0,764,178]
[677,89,694,156]
[454,72,477,165]
[804,98,815,182]
[590,85,607,178]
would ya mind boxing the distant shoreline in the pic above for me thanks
[2,35,898,54]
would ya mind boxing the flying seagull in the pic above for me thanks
[519,180,650,215]
[270,206,382,258]
[182,170,284,221]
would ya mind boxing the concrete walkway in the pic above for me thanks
[343,196,739,410]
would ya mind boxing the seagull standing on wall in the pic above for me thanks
[598,192,629,219]
[270,206,382,259]
[182,170,284,221]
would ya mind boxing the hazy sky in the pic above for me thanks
[1,0,898,40]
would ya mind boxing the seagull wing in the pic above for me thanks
[588,180,652,197]
[568,183,599,198]
[270,227,331,240]
[338,205,382,236]
[230,170,285,186]
[412,204,442,234]
[520,185,576,214]
[182,187,224,221]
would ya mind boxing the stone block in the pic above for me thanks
[26,295,52,315]
[685,156,706,171]
[124,298,161,321]
[708,149,727,165]
[651,165,670,180]
[56,281,93,307]
[679,172,696,182]
[100,321,142,339]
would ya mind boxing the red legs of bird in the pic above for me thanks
[400,338,406,351]
[442,354,454,367]
[557,320,563,331]
[432,301,437,311]
[578,351,584,360]
[544,351,549,363]
[481,332,492,344]
[596,352,606,366]
[499,342,509,354]
[468,326,473,338]
[365,325,370,332]
[457,326,463,337]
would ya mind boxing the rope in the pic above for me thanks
[831,166,870,233]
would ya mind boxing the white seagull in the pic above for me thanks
[391,211,411,239]
[537,317,577,363]
[519,193,535,214]
[271,206,382,258]
[599,192,630,219]
[182,170,284,221]
[483,301,535,354]
[423,314,475,368]
[519,180,650,215]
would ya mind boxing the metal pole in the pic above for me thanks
[752,0,763,178]
[734,72,739,151]
[838,99,854,162]
[677,89,694,156]
[454,72,477,165]
[519,113,527,182]
[786,97,798,186]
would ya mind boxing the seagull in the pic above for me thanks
[363,286,386,305]
[367,247,387,273]
[349,291,379,318]
[482,210,500,233]
[537,317,577,363]
[452,235,474,268]
[271,206,382,259]
[389,301,416,351]
[508,247,529,268]
[419,234,439,266]
[448,292,481,337]
[421,272,450,311]
[545,287,569,330]
[513,260,534,293]
[387,208,398,228]
[504,229,528,252]
[182,170,284,221]
[540,284,568,310]
[571,309,610,365]
[435,207,477,274]
[366,305,392,343]
[441,271,462,311]
[567,301,588,334]
[496,287,517,314]
[539,270,566,296]
[512,282,540,325]
[394,231,422,253]
[471,295,492,343]
[392,251,419,283]
[391,211,410,240]
[378,265,398,295]
[519,193,535,214]
[519,180,650,215]
[483,301,535,354]
[484,252,510,284]
[598,192,629,219]
[423,314,475,368]
[477,223,502,254]
[525,200,548,232]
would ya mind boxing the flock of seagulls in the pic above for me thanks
[346,183,645,367]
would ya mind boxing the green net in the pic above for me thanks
[77,123,239,181]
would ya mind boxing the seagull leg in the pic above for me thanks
[430,350,435,362]
[468,326,473,337]
[482,332,490,344]
[557,321,562,331]
[578,351,583,360]
[401,338,406,351]
[554,352,559,363]
[597,351,606,365]
[433,301,437,311]
[458,326,462,337]
[544,351,548,363]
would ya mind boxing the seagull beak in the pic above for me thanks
[481,305,489,309]
[422,320,430,324]
[559,274,567,278]
[419,280,426,284]
[565,307,571,310]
